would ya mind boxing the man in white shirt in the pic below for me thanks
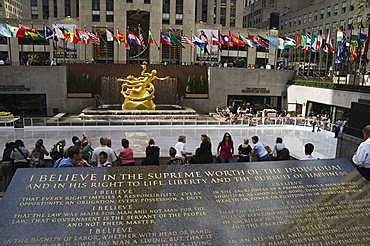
[300,143,317,160]
[91,137,117,166]
[352,125,370,168]
[174,135,191,160]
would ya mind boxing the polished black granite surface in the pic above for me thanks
[0,159,368,245]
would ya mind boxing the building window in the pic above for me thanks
[350,0,354,11]
[106,0,113,22]
[334,4,338,15]
[65,0,71,17]
[92,0,100,21]
[201,0,208,22]
[314,10,318,21]
[163,0,170,24]
[298,17,301,25]
[144,0,151,3]
[31,0,38,19]
[341,1,346,13]
[230,0,236,27]
[320,8,324,19]
[92,14,100,22]
[308,12,312,22]
[92,0,100,10]
[42,0,49,19]
[327,6,331,18]
[220,0,226,26]
[303,14,307,24]
[126,0,133,3]
[76,0,79,17]
[54,0,57,17]
[347,18,352,30]
[175,0,183,25]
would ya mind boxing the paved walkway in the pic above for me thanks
[0,125,337,160]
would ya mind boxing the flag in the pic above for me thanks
[127,31,141,45]
[268,36,284,49]
[362,23,370,60]
[89,31,100,45]
[219,31,233,46]
[360,22,367,41]
[69,31,80,44]
[117,31,130,49]
[192,35,206,49]
[138,28,146,48]
[211,33,219,46]
[230,32,245,47]
[239,34,254,47]
[297,35,306,47]
[97,32,107,47]
[54,26,65,40]
[323,30,334,53]
[20,24,43,40]
[44,26,54,40]
[7,24,24,38]
[257,35,270,48]
[148,30,160,50]
[280,36,296,48]
[0,24,11,37]
[169,32,185,48]
[336,28,344,42]
[160,32,172,45]
[247,34,259,46]
[75,29,90,44]
[311,33,322,52]
[180,35,196,47]
[106,29,117,42]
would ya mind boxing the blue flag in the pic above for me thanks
[0,24,11,37]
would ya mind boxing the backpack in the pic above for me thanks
[30,150,41,168]
[50,143,63,160]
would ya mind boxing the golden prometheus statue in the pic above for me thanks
[118,65,169,110]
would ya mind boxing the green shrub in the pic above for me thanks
[290,80,370,92]
[186,75,208,94]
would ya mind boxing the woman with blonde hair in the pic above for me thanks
[195,134,213,164]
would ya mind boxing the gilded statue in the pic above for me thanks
[118,65,169,110]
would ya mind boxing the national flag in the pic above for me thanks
[239,34,255,47]
[170,32,185,48]
[54,26,66,40]
[230,32,245,47]
[192,35,206,49]
[360,21,367,41]
[20,24,43,40]
[306,34,312,48]
[97,32,107,47]
[89,31,100,45]
[323,30,334,53]
[138,28,146,48]
[362,23,370,60]
[44,26,55,40]
[76,29,91,44]
[128,31,141,45]
[247,34,259,46]
[106,29,117,42]
[297,35,306,47]
[69,31,80,44]
[160,32,172,45]
[7,24,24,38]
[336,28,344,42]
[280,36,296,48]
[211,33,219,46]
[219,31,233,46]
[311,33,322,52]
[180,35,196,47]
[117,31,130,49]
[148,30,160,50]
[257,35,270,48]
[0,24,11,37]
[268,36,284,49]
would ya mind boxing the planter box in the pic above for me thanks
[185,93,208,99]
[67,93,92,98]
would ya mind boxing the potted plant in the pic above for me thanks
[185,75,208,98]
[67,73,93,97]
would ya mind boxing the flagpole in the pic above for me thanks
[346,25,353,85]
[303,34,307,76]
[54,23,58,65]
[237,31,240,60]
[190,29,193,65]
[19,21,24,65]
[105,26,108,64]
[333,28,338,83]
[83,25,87,62]
[325,31,330,77]
[31,22,35,56]
[42,22,46,65]
[313,31,318,77]
[6,21,12,65]
[138,25,141,64]
[228,30,230,61]
[117,26,120,64]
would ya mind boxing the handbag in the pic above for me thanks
[14,147,30,166]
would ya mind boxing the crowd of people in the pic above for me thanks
[2,124,370,190]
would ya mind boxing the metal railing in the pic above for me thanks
[8,115,334,131]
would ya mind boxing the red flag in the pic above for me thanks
[230,32,246,47]
[219,31,233,46]
[212,33,219,46]
[117,31,130,49]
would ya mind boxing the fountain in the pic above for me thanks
[79,66,198,121]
